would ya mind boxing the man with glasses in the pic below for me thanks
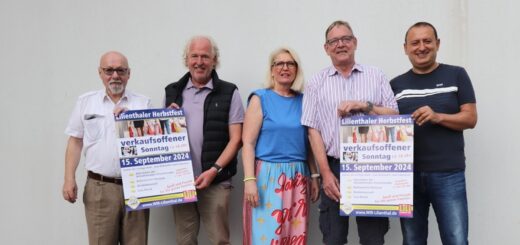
[391,22,477,245]
[302,20,398,244]
[164,36,244,245]
[63,51,151,244]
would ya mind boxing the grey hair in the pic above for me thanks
[182,35,220,68]
[325,20,354,42]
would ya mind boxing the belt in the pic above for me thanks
[88,171,122,185]
[327,156,340,163]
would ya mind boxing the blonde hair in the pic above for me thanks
[264,47,305,92]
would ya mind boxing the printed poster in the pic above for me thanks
[339,115,414,217]
[115,108,197,211]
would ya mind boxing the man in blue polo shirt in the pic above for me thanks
[390,22,478,245]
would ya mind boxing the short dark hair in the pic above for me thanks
[405,22,438,43]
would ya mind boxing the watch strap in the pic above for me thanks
[212,163,222,173]
[364,101,374,113]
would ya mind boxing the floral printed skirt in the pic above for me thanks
[243,160,311,245]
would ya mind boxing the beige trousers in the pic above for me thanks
[83,178,149,245]
[172,183,232,245]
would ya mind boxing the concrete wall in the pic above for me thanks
[1,0,518,244]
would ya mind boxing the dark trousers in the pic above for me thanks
[319,157,389,245]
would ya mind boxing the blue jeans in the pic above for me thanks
[401,170,468,245]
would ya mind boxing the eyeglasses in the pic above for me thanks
[101,67,129,76]
[326,35,355,46]
[272,61,297,69]
[188,54,213,61]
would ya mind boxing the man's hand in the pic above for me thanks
[113,106,128,117]
[62,179,78,203]
[310,177,320,202]
[168,103,180,110]
[337,100,367,117]
[412,106,441,126]
[63,136,82,204]
[194,168,218,189]
[321,171,341,202]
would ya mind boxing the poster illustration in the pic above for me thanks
[115,108,197,211]
[339,115,414,217]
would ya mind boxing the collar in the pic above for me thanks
[102,89,129,104]
[187,78,214,90]
[327,63,364,77]
[175,70,219,90]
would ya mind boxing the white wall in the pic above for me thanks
[1,0,518,244]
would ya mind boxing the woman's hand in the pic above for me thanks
[310,177,320,202]
[244,180,260,207]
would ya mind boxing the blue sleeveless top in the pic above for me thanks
[251,89,307,163]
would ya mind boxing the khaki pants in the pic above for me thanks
[83,178,149,245]
[172,183,232,245]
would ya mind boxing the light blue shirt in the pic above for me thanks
[253,89,307,163]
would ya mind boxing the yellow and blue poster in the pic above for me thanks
[115,108,197,211]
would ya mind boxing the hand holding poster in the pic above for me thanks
[339,115,414,217]
[115,109,197,211]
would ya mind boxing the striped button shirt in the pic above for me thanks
[301,64,398,158]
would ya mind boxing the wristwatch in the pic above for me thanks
[364,101,374,113]
[212,163,223,173]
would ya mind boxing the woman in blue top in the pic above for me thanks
[242,48,320,244]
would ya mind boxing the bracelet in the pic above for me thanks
[311,173,321,178]
[243,176,257,182]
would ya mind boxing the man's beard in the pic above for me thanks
[108,79,125,95]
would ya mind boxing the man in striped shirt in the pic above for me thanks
[302,20,398,245]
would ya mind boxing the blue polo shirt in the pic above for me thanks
[390,64,476,172]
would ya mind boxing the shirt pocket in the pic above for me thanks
[83,114,105,142]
